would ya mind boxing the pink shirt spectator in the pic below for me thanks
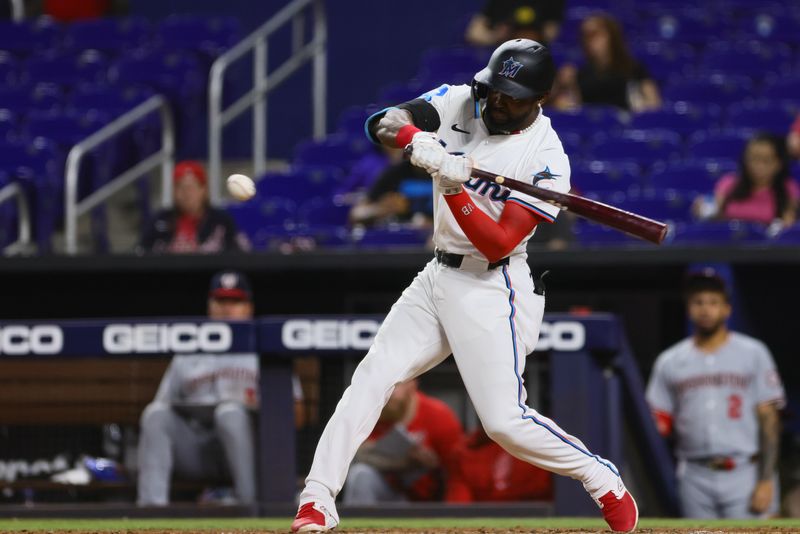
[714,173,800,223]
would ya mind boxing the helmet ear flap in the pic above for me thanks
[471,80,488,100]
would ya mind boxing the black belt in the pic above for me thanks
[688,455,759,471]
[434,249,509,270]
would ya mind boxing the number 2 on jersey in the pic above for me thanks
[728,394,742,419]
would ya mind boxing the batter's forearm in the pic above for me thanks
[757,404,781,481]
[375,109,415,147]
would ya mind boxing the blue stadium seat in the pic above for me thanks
[376,82,425,106]
[70,85,155,115]
[571,160,642,194]
[25,110,109,147]
[688,132,749,161]
[0,20,60,53]
[0,51,19,85]
[0,109,18,142]
[574,220,639,246]
[355,226,429,248]
[760,78,800,103]
[336,106,374,137]
[297,197,351,227]
[256,166,344,203]
[773,225,800,244]
[618,189,691,222]
[650,160,737,193]
[24,50,109,86]
[699,42,793,77]
[417,48,489,86]
[0,83,63,111]
[670,221,761,244]
[726,102,796,135]
[663,76,754,106]
[293,135,369,170]
[588,136,681,167]
[547,106,624,136]
[157,15,241,57]
[635,42,698,81]
[638,14,723,46]
[229,197,297,236]
[734,13,800,43]
[64,17,151,51]
[629,104,721,137]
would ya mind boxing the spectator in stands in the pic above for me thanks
[137,270,304,506]
[693,133,799,228]
[646,270,784,518]
[342,380,464,504]
[349,155,434,228]
[447,425,553,502]
[787,115,800,161]
[465,0,566,46]
[139,161,251,254]
[550,13,661,112]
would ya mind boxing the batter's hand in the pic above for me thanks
[432,154,473,195]
[750,479,774,515]
[409,132,446,174]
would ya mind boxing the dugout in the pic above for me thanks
[0,312,676,517]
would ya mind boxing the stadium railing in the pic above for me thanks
[0,181,31,256]
[207,0,327,205]
[64,95,174,255]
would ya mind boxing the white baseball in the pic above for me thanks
[226,174,256,201]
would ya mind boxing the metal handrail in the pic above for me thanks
[9,0,23,22]
[0,182,32,256]
[208,0,327,205]
[64,95,174,255]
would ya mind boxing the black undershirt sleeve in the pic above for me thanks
[365,98,441,144]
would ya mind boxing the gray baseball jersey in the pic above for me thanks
[646,332,785,459]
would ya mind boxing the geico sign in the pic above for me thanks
[282,320,379,350]
[0,325,63,355]
[535,321,586,351]
[103,323,232,354]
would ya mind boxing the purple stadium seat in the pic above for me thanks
[559,131,583,159]
[229,197,297,234]
[0,20,59,53]
[0,83,63,111]
[293,135,369,170]
[773,225,800,244]
[638,14,722,45]
[336,106,375,137]
[0,108,18,141]
[574,220,638,246]
[376,82,426,106]
[734,13,800,43]
[65,17,151,51]
[547,106,624,136]
[635,42,697,81]
[25,110,109,147]
[688,132,749,161]
[109,50,203,88]
[629,104,721,136]
[0,51,19,85]
[355,226,429,248]
[70,85,154,115]
[650,160,737,192]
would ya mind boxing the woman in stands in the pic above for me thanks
[698,133,799,228]
[550,13,661,112]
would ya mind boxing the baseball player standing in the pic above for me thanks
[292,39,638,533]
[646,270,785,518]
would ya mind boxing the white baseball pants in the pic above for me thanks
[299,257,621,517]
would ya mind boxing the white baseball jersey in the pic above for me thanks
[646,332,785,459]
[421,84,571,259]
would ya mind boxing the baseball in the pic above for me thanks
[226,174,256,201]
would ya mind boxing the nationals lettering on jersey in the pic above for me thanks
[421,84,571,260]
[646,332,785,460]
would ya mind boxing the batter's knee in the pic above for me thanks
[482,416,521,448]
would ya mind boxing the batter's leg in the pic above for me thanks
[214,401,256,504]
[677,462,719,518]
[437,260,635,530]
[137,402,215,505]
[297,260,451,524]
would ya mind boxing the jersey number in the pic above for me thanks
[728,394,742,419]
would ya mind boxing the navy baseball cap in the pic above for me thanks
[209,270,252,301]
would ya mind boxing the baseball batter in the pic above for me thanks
[292,39,638,533]
[646,271,785,518]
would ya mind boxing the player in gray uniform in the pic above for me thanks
[137,271,302,506]
[646,271,784,518]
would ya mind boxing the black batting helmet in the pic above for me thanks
[472,39,556,101]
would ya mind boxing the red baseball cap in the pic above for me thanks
[173,160,207,185]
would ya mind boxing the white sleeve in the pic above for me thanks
[754,344,785,407]
[417,84,456,121]
[506,149,571,222]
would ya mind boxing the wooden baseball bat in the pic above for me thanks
[470,168,669,244]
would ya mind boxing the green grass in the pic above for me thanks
[0,517,799,531]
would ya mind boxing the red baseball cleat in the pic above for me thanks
[291,502,338,532]
[597,488,639,533]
